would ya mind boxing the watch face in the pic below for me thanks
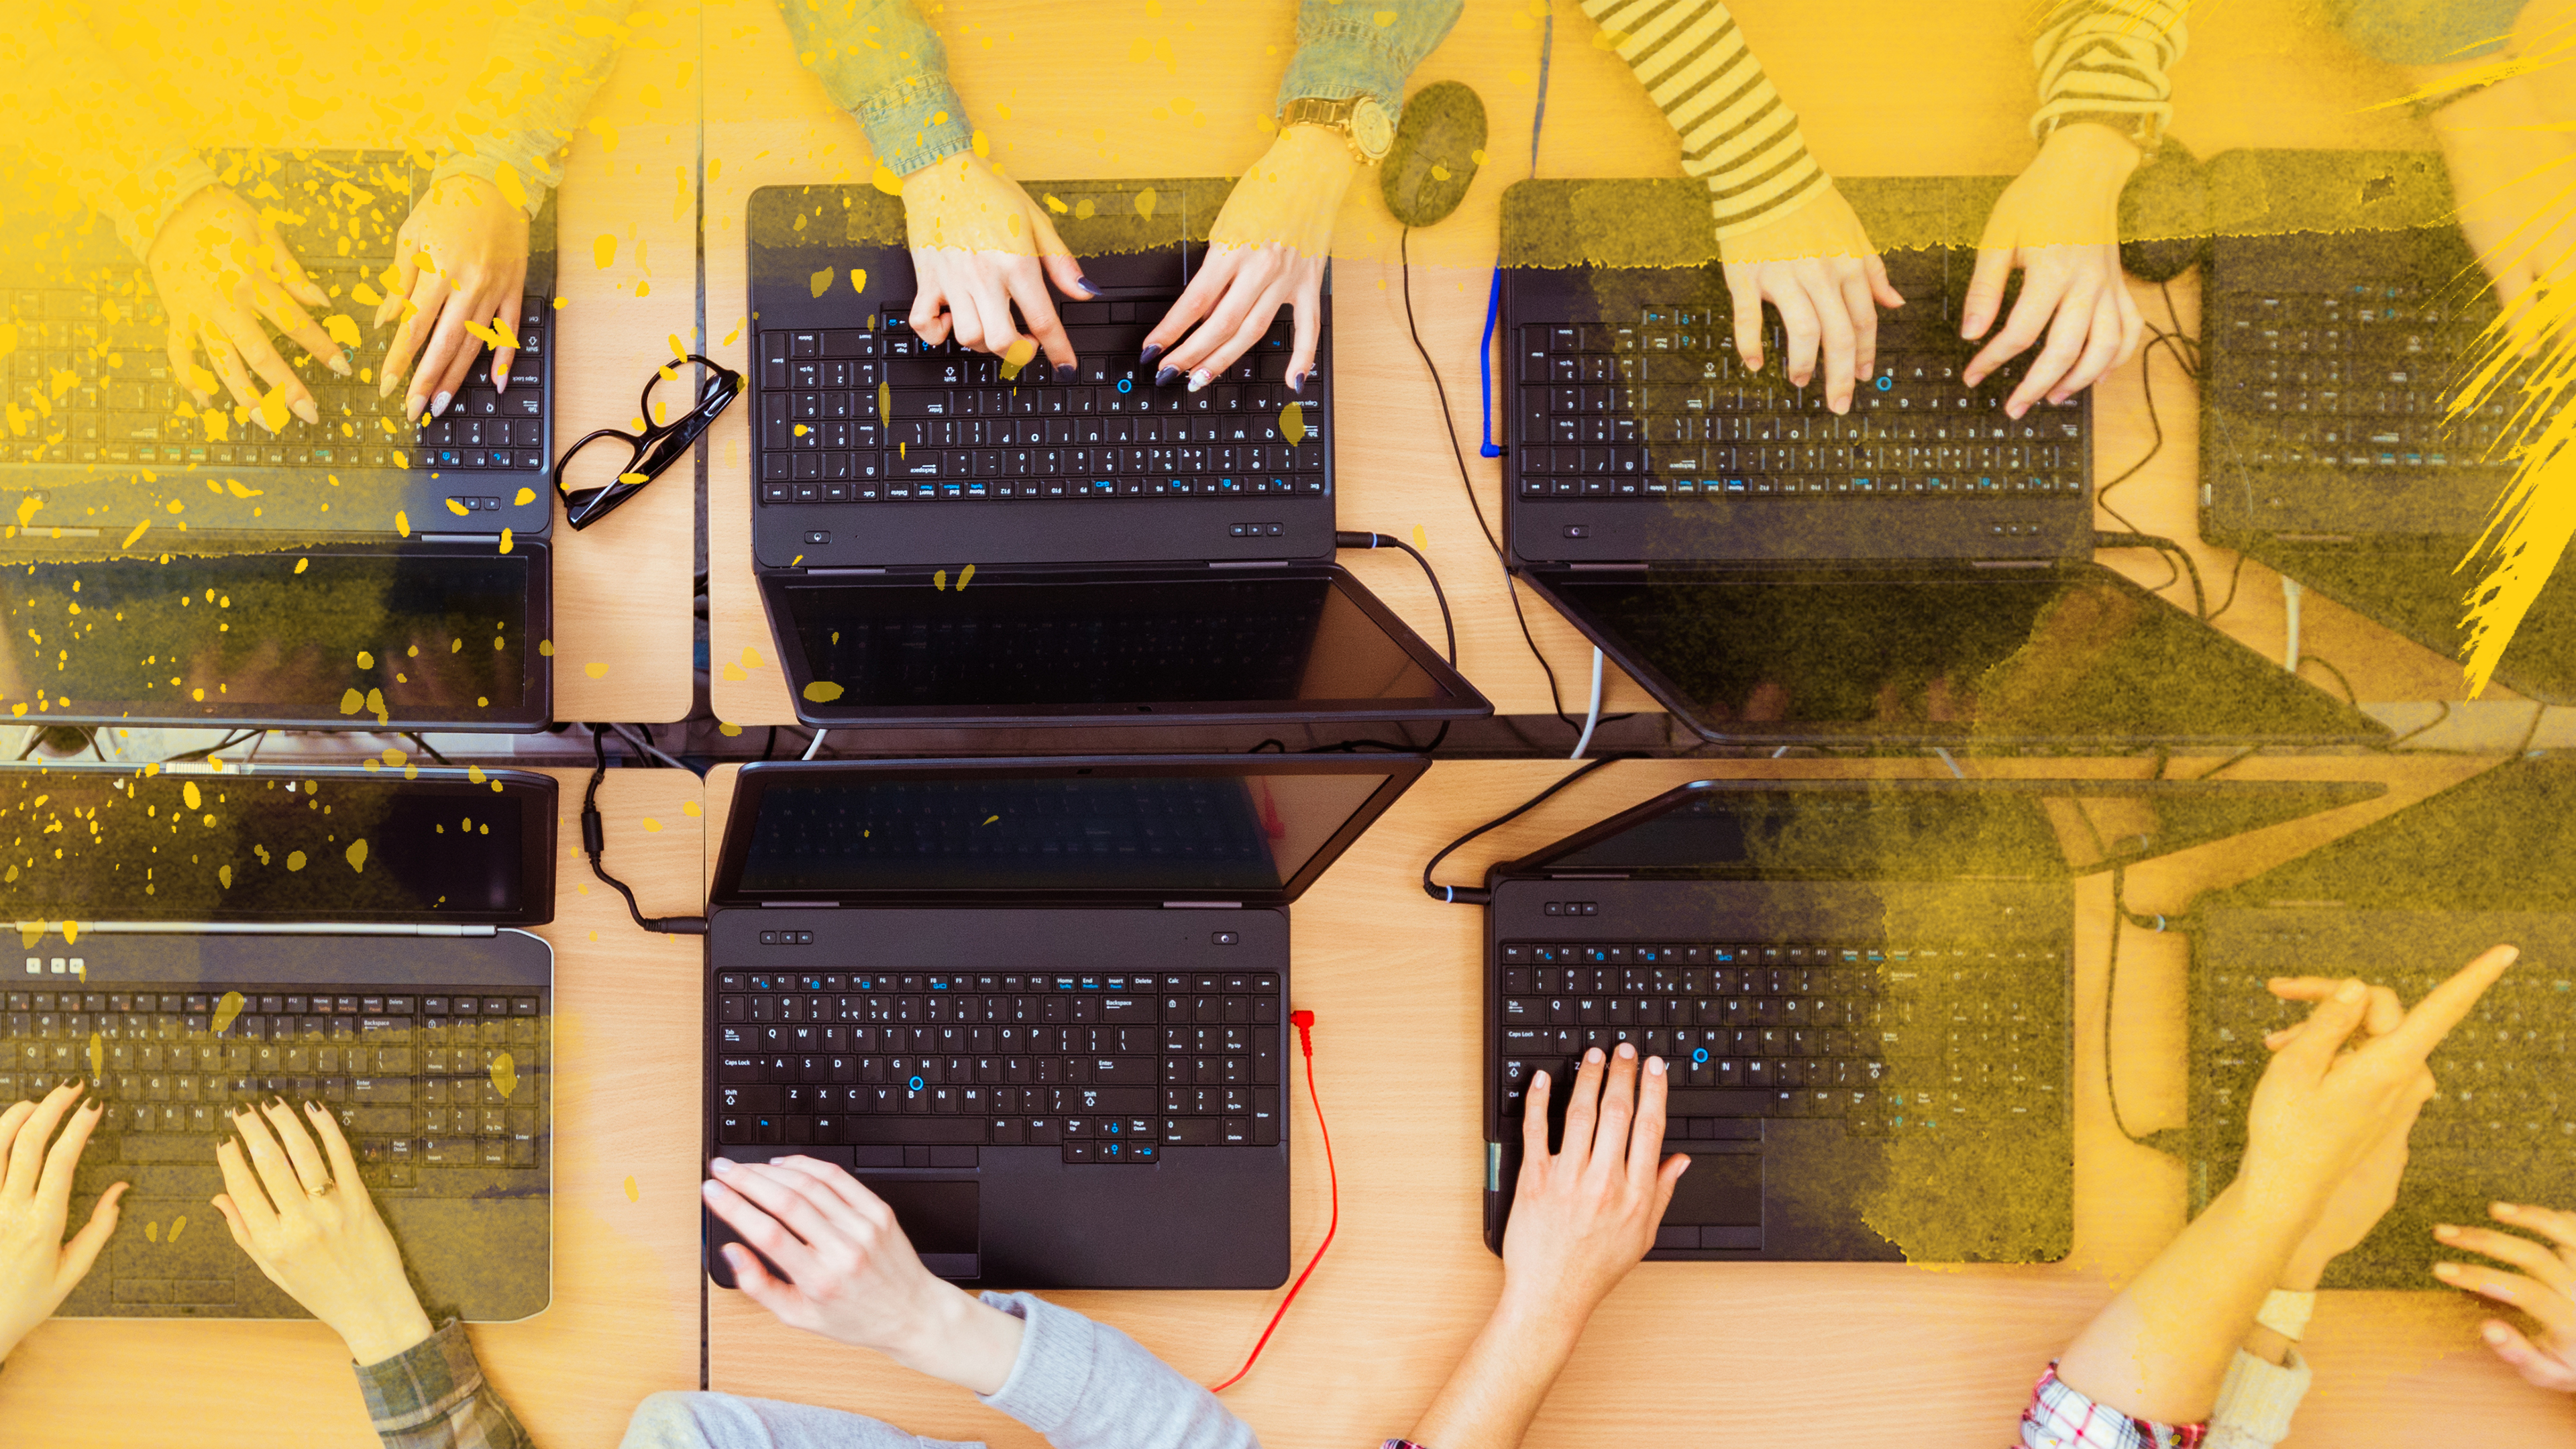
[1352,99,1395,160]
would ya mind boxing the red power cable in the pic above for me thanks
[1210,1008,1336,1393]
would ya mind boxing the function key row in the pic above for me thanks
[717,972,1277,994]
[3,991,534,1016]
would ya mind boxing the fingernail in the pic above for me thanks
[1615,1041,1636,1059]
[2435,1261,2461,1277]
[2485,1324,2510,1344]
[1054,362,1079,384]
[2496,1202,2518,1216]
[709,1157,733,1175]
[327,355,353,378]
[494,363,512,390]
[1138,343,1163,368]
[1647,1056,1667,1075]
[2436,1224,2460,1239]
[1154,366,1180,387]
[1287,369,1307,394]
[430,391,451,419]
[1186,368,1212,392]
[701,1179,721,1196]
[1585,1046,1604,1064]
[2336,979,2367,1003]
[1075,277,1102,299]
[403,393,423,419]
[291,398,319,426]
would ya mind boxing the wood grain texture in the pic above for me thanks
[0,769,705,1447]
[702,755,2563,1447]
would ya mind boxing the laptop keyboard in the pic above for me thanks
[1494,942,2068,1136]
[753,308,1327,504]
[714,970,1283,1164]
[2,152,549,486]
[9,983,547,1196]
[2204,282,2520,478]
[1511,297,2087,503]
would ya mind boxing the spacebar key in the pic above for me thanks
[1660,1089,1774,1116]
[842,1119,988,1145]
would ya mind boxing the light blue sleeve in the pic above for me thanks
[1274,0,1466,119]
[2329,0,2527,65]
[777,0,975,177]
[977,1291,1262,1449]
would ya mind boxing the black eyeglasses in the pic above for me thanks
[552,354,741,530]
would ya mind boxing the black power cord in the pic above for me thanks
[583,724,708,936]
[1335,530,1454,666]
[2103,863,2193,1157]
[1421,755,1623,905]
[2094,530,2208,619]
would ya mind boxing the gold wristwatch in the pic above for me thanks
[1279,95,1397,164]
[2041,107,2166,160]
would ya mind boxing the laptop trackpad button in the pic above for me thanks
[859,1178,981,1281]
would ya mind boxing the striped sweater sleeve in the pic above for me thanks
[1580,0,1831,241]
[2029,0,2191,142]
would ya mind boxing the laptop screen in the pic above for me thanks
[0,768,549,923]
[1542,570,2383,743]
[0,549,541,726]
[727,762,1409,900]
[775,572,1460,716]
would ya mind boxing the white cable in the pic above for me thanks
[1569,647,1605,759]
[802,728,828,761]
[1933,747,1964,780]
[2282,577,2303,672]
[613,723,692,772]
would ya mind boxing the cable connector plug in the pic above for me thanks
[1291,1009,1316,1054]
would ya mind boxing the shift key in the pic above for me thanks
[352,1078,414,1104]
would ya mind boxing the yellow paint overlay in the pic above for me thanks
[998,336,1038,380]
[295,558,310,575]
[585,662,610,679]
[87,1031,101,1079]
[168,1216,184,1242]
[145,1222,156,1243]
[594,235,618,270]
[286,851,308,873]
[1134,188,1158,219]
[809,267,835,299]
[624,1175,640,1203]
[182,782,201,811]
[212,991,246,1034]
[742,646,765,669]
[873,165,904,196]
[324,314,362,349]
[718,722,744,737]
[1281,402,1307,447]
[802,680,847,702]
[1413,524,1430,551]
[877,381,891,423]
[683,801,704,818]
[499,528,514,555]
[515,488,536,506]
[934,569,948,590]
[396,511,411,537]
[339,688,366,716]
[219,864,231,889]
[447,497,472,516]
[490,1052,519,1099]
[346,839,369,873]
[958,564,976,590]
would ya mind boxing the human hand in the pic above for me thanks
[2428,75,2576,352]
[1718,184,1906,415]
[1139,125,1358,394]
[2433,1201,2576,1392]
[146,184,349,429]
[2261,979,2418,1288]
[900,151,1095,380]
[1962,124,2147,417]
[702,1155,1024,1395]
[210,1098,433,1365]
[1501,1042,1690,1322]
[0,1084,124,1362]
[375,174,531,422]
[2236,947,2516,1224]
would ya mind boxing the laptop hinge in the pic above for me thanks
[419,532,502,543]
[60,922,500,936]
[1968,559,2054,570]
[1162,900,1244,909]
[1207,559,1288,570]
[804,568,888,576]
[759,900,841,908]
[1568,562,1648,572]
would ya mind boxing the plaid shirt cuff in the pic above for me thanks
[2024,1362,2206,1449]
[353,1319,533,1449]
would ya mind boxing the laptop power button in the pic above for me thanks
[1562,525,1589,539]
[804,530,830,545]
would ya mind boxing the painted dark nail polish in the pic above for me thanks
[1075,277,1102,299]
[1138,343,1163,369]
[1154,366,1181,387]
[1286,369,1306,395]
[1054,362,1079,384]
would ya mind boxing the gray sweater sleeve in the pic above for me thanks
[976,1292,1262,1449]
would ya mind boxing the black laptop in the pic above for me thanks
[742,180,1487,731]
[2191,755,2576,1287]
[0,148,559,730]
[1499,177,2386,747]
[701,753,1423,1289]
[0,763,558,1320]
[1480,773,2383,1263]
[2198,148,2574,702]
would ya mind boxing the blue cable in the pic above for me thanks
[1479,4,1555,458]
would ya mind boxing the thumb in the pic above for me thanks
[2277,978,2372,1078]
[54,1181,125,1295]
[724,1244,802,1320]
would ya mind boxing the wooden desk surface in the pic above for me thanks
[700,755,2567,1448]
[30,0,704,722]
[0,767,706,1448]
[701,0,2514,727]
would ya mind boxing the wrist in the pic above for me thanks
[1273,123,1368,178]
[338,1301,437,1367]
[2042,121,2146,176]
[882,1285,1024,1397]
[2277,1252,2328,1293]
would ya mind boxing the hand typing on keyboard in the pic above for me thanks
[376,174,532,423]
[702,1155,1027,1395]
[1960,124,2148,419]
[2431,1199,2576,1394]
[147,184,350,429]
[1405,1044,1686,1449]
[898,151,1097,382]
[1716,183,1907,415]
[0,1083,123,1364]
[1138,125,1356,395]
[211,1098,436,1366]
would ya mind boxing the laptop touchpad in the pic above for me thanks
[1658,1152,1763,1250]
[859,1179,981,1280]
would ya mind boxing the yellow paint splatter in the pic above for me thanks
[345,839,369,873]
[395,511,411,537]
[182,782,202,811]
[594,235,618,270]
[933,569,949,590]
[145,1221,158,1243]
[584,662,609,679]
[1134,188,1158,219]
[1281,402,1307,447]
[873,165,904,196]
[339,688,366,716]
[983,815,1000,825]
[286,851,307,873]
[683,801,703,817]
[168,1216,184,1242]
[849,268,866,295]
[718,722,743,737]
[490,1051,519,1099]
[1413,524,1430,551]
[219,864,231,889]
[998,336,1037,380]
[809,267,835,299]
[447,497,472,516]
[499,528,515,555]
[212,991,246,1034]
[642,818,665,834]
[623,1175,640,1203]
[323,315,362,349]
[1043,193,1068,213]
[742,646,765,669]
[802,680,846,702]
[957,564,976,590]
[515,487,536,506]
[87,1031,101,1078]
